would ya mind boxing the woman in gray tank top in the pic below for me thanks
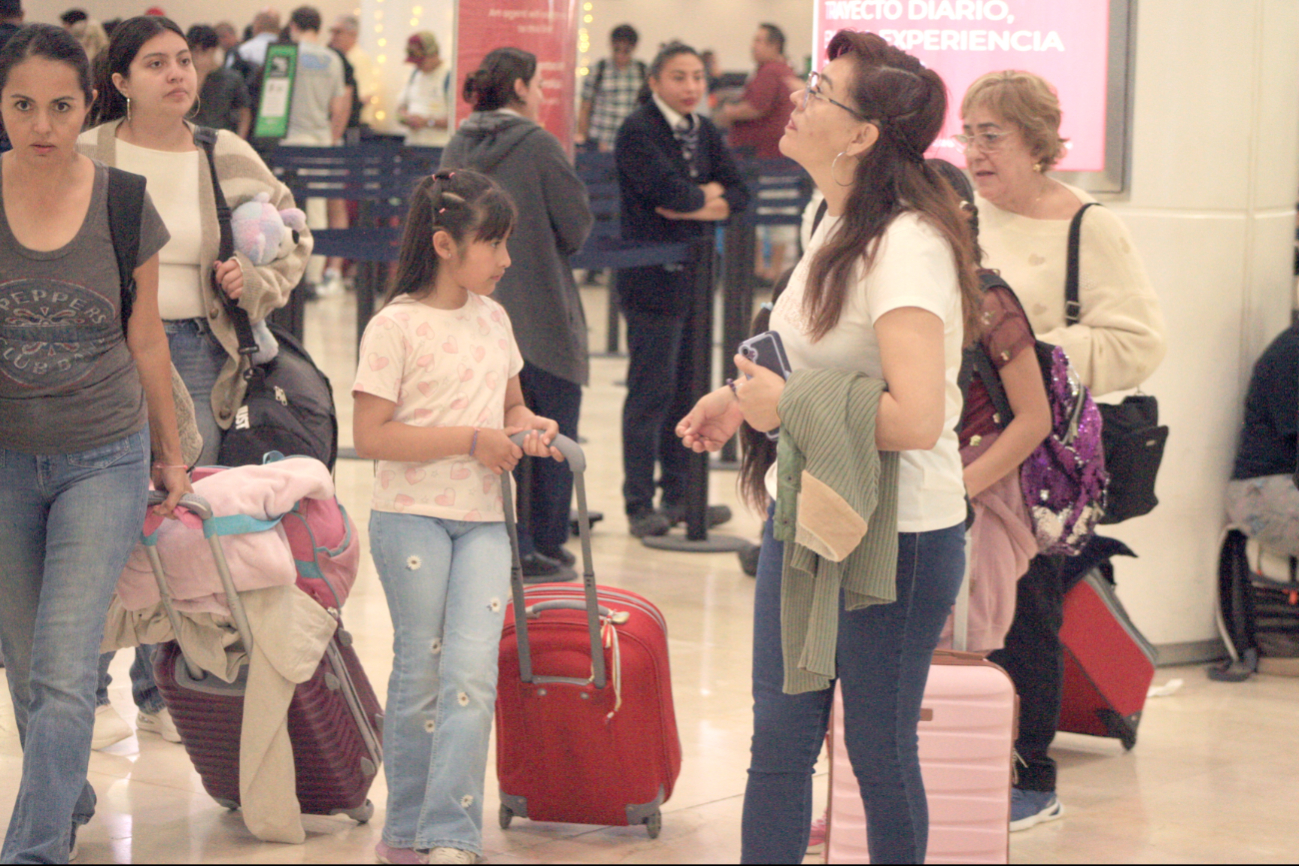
[0,24,190,862]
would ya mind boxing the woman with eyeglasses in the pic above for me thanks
[958,70,1165,832]
[678,31,981,863]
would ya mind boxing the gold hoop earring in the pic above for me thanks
[831,151,854,187]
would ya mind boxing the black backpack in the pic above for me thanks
[1211,529,1299,681]
[217,322,339,470]
[106,167,147,333]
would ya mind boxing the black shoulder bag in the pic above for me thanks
[193,126,260,357]
[193,128,338,470]
[1067,203,1169,524]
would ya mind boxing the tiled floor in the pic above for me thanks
[3,286,1297,864]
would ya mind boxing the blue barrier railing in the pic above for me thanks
[266,144,810,359]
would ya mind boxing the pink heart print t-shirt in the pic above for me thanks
[352,293,524,521]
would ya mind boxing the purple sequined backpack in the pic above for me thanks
[963,274,1109,556]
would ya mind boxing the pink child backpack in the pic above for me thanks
[190,458,360,609]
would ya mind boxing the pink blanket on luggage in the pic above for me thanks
[118,458,337,614]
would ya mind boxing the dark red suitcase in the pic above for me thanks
[143,493,383,823]
[494,436,681,838]
[1058,564,1157,750]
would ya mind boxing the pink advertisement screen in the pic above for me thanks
[814,1,1111,171]
[456,0,578,151]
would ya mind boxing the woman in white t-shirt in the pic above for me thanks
[677,32,982,863]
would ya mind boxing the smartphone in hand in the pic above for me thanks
[738,330,791,380]
[737,331,792,440]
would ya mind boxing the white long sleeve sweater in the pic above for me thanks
[976,184,1166,398]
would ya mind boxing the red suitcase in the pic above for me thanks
[1058,563,1156,750]
[494,436,681,838]
[144,492,383,823]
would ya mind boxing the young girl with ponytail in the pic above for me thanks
[351,169,562,865]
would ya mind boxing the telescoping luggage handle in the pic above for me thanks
[144,492,256,665]
[500,433,607,690]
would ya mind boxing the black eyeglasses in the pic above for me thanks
[802,71,871,122]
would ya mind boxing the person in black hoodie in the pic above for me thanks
[616,41,749,538]
[441,47,594,578]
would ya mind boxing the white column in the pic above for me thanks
[1101,0,1299,660]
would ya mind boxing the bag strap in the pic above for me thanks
[810,197,829,236]
[963,271,1017,429]
[1065,202,1100,327]
[193,126,259,357]
[106,167,146,337]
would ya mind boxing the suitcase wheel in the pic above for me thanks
[498,804,514,830]
[215,798,240,812]
[645,811,661,839]
[344,800,375,824]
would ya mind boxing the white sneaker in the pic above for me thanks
[91,704,132,750]
[136,708,182,743]
[428,848,477,865]
[318,268,345,296]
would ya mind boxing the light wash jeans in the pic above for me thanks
[369,510,512,855]
[95,644,163,714]
[96,319,226,714]
[164,317,226,466]
[0,427,150,864]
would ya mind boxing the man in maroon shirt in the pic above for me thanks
[717,24,796,159]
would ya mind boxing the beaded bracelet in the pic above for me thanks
[469,428,480,457]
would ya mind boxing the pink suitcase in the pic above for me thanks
[826,540,1017,864]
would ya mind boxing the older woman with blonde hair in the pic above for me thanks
[958,69,1166,832]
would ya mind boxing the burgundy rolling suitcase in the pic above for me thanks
[145,492,383,823]
[495,435,681,838]
[1058,563,1156,750]
[826,534,1017,864]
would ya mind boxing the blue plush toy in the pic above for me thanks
[229,192,307,363]
[231,192,308,267]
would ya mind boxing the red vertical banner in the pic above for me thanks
[454,0,579,152]
[812,1,1111,171]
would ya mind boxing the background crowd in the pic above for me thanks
[10,2,1297,865]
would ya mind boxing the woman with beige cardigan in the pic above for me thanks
[959,69,1166,832]
[80,16,311,463]
[78,15,310,751]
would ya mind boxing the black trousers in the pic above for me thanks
[515,363,582,556]
[987,553,1066,792]
[621,308,694,516]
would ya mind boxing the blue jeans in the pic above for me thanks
[369,511,512,855]
[0,428,150,864]
[164,317,227,466]
[95,320,225,717]
[741,515,966,864]
[95,644,163,714]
